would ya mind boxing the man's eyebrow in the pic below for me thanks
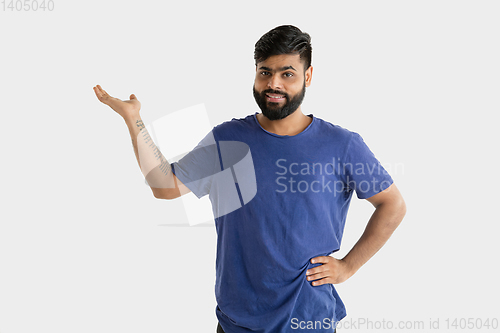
[258,65,297,72]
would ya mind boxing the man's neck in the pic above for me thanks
[256,108,312,136]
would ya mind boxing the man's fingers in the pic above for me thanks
[307,270,328,280]
[307,265,330,276]
[93,86,104,99]
[97,85,109,97]
[93,88,105,102]
[310,278,329,286]
[94,85,117,105]
[306,266,322,275]
[311,256,328,264]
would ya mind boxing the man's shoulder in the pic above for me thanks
[313,115,355,141]
[213,113,256,134]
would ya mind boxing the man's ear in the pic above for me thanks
[305,65,313,87]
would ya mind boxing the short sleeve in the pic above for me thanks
[343,132,394,199]
[170,129,221,199]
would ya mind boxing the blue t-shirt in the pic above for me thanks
[171,112,393,332]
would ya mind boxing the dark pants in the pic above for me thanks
[217,322,336,332]
[217,322,225,333]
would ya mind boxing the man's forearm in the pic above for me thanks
[124,115,175,189]
[342,200,406,276]
[92,85,174,190]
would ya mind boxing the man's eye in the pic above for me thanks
[261,71,270,76]
[284,73,293,78]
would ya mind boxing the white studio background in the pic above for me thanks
[0,1,498,332]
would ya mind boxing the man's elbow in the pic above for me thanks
[384,184,407,223]
[151,188,178,200]
[391,196,407,227]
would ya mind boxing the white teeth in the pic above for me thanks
[267,94,284,99]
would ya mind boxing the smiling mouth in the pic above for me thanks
[266,93,286,101]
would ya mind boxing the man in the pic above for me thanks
[93,25,406,333]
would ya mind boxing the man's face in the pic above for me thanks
[253,54,312,120]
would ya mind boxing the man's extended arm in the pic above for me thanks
[92,85,190,199]
[306,183,406,285]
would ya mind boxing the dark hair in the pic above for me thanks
[254,25,312,70]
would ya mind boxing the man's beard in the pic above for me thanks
[253,82,306,121]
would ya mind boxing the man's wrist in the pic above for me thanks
[124,113,142,128]
[341,257,359,278]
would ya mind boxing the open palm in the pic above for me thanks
[93,85,141,120]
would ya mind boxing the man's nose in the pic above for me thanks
[267,75,283,90]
